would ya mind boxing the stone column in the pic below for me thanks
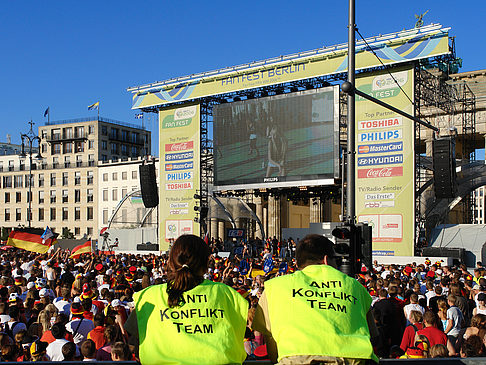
[209,219,218,241]
[268,196,280,240]
[255,197,264,239]
[218,220,225,241]
[310,197,323,223]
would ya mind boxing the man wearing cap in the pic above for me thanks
[53,286,72,316]
[6,306,27,339]
[66,302,94,345]
[253,234,378,364]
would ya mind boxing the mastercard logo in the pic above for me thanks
[358,145,370,154]
[165,164,173,171]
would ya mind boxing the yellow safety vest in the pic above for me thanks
[134,280,248,365]
[264,265,378,363]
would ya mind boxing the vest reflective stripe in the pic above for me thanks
[265,265,378,362]
[134,280,248,365]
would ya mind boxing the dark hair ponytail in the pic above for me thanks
[166,235,210,307]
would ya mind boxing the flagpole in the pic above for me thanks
[98,102,100,121]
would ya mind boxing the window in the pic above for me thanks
[52,128,61,140]
[27,191,32,203]
[53,143,61,154]
[111,128,119,140]
[19,161,25,171]
[121,130,128,141]
[4,193,9,203]
[63,142,72,154]
[62,190,68,203]
[101,141,107,150]
[62,172,68,186]
[64,156,71,168]
[41,144,47,153]
[132,170,137,179]
[16,208,21,221]
[89,125,95,134]
[26,174,33,188]
[16,192,21,203]
[75,227,80,236]
[38,174,44,187]
[101,154,107,162]
[75,126,84,138]
[103,173,108,182]
[14,175,23,188]
[131,132,139,144]
[87,189,93,203]
[131,146,138,156]
[8,160,14,171]
[101,125,108,135]
[53,157,59,169]
[89,140,94,149]
[88,154,94,166]
[87,227,93,236]
[87,207,93,220]
[5,209,10,221]
[50,173,56,186]
[62,208,68,221]
[103,189,108,202]
[112,172,118,181]
[121,144,128,156]
[41,159,47,170]
[76,155,83,167]
[38,191,44,204]
[3,176,12,188]
[87,171,93,185]
[110,143,118,154]
[50,208,56,221]
[75,141,84,153]
[0,162,2,172]
[112,189,118,201]
[50,190,56,203]
[121,171,127,180]
[75,189,81,203]
[75,207,80,220]
[38,208,44,221]
[75,171,81,185]
[103,209,108,224]
[27,208,32,222]
[63,127,73,139]
[122,188,127,198]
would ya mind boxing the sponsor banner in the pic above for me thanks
[358,142,403,154]
[166,172,193,181]
[373,250,395,256]
[358,129,402,143]
[165,151,194,161]
[132,30,449,109]
[357,166,403,179]
[358,117,403,130]
[356,67,415,256]
[357,154,403,167]
[165,162,194,171]
[165,141,194,152]
[159,104,200,250]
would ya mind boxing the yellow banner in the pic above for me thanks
[133,31,448,109]
[355,67,415,257]
[159,104,200,250]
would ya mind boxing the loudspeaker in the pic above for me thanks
[422,247,465,265]
[137,243,159,251]
[139,164,159,208]
[433,138,457,199]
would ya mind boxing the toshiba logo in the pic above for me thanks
[358,117,403,130]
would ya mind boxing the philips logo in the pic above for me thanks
[358,129,402,142]
[165,151,194,161]
[166,172,193,181]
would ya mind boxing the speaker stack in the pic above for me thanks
[139,163,159,208]
[432,138,457,199]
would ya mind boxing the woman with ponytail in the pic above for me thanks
[127,234,248,365]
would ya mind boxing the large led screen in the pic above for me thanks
[213,86,339,190]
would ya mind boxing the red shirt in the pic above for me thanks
[417,326,447,347]
[88,326,106,349]
[40,330,74,344]
[400,323,423,351]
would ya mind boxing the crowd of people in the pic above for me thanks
[0,235,485,362]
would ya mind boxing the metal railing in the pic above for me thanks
[45,117,147,131]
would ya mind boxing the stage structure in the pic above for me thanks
[128,24,469,254]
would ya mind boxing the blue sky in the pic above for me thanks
[0,1,484,156]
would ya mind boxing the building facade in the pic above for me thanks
[0,117,150,239]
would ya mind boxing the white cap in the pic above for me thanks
[27,282,35,290]
[39,288,48,298]
[111,299,122,307]
[8,293,20,302]
[106,269,113,276]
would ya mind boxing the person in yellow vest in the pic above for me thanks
[252,234,379,364]
[124,234,248,365]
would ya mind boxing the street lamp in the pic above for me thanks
[19,121,42,228]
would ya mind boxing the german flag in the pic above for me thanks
[7,228,57,254]
[70,241,92,258]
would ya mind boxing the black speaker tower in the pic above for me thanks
[433,138,457,199]
[139,162,159,208]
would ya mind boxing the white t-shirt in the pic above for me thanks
[66,318,94,345]
[46,339,80,361]
[404,303,425,323]
[53,298,72,316]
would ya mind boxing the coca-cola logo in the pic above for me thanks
[165,141,194,152]
[358,167,403,179]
